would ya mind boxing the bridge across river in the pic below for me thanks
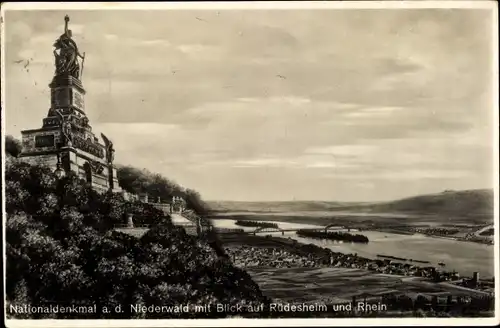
[250,225,360,236]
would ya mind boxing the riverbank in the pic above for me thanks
[376,254,430,264]
[212,216,494,277]
[211,213,494,247]
[422,234,494,245]
[218,232,494,310]
[342,227,493,246]
[219,233,493,284]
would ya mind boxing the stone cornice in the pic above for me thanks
[49,75,86,94]
[20,147,118,169]
[21,126,60,134]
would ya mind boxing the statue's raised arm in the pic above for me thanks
[64,15,70,35]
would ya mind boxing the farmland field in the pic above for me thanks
[245,267,490,304]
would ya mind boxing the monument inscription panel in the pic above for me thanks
[72,89,85,111]
[35,135,55,148]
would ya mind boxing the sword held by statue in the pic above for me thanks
[81,52,86,78]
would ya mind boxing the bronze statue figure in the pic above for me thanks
[101,133,115,164]
[53,15,85,79]
[88,160,104,174]
[55,109,73,146]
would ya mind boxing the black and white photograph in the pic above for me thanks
[1,1,498,326]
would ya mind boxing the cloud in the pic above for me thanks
[342,106,404,118]
[375,57,425,75]
[327,168,475,181]
[141,39,171,46]
[104,33,118,40]
[85,79,146,95]
[231,158,298,168]
[305,145,377,157]
[27,33,53,46]
[175,44,224,60]
[96,123,179,137]
[304,162,336,169]
[5,20,33,43]
[208,154,359,170]
[269,96,311,105]
[3,9,494,201]
[177,44,205,53]
[236,97,259,103]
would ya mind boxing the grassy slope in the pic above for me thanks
[208,189,494,223]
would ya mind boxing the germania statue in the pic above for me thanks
[53,15,85,79]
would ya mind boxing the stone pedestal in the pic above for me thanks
[106,164,122,193]
[48,75,86,115]
[19,72,122,194]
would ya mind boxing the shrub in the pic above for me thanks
[117,165,211,215]
[5,134,23,157]
[5,159,268,319]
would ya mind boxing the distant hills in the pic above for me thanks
[208,189,494,223]
[337,189,494,216]
[208,200,366,213]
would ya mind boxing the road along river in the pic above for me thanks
[210,218,495,278]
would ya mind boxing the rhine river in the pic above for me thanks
[209,218,495,278]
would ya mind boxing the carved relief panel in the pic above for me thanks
[72,88,85,111]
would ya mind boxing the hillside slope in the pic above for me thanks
[335,189,494,220]
[4,138,268,319]
[210,189,494,223]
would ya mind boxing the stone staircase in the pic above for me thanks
[181,210,212,235]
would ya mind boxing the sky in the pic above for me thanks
[2,7,496,201]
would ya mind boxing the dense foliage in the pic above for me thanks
[5,154,268,319]
[117,165,211,215]
[479,228,494,236]
[4,135,211,215]
[5,135,23,158]
[296,229,369,244]
[235,221,278,228]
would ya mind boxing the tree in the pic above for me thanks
[184,188,210,215]
[5,134,23,157]
[5,159,269,319]
[116,165,210,215]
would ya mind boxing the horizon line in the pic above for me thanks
[204,188,494,203]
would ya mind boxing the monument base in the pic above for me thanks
[19,146,122,194]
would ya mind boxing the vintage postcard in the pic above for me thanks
[1,1,498,327]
